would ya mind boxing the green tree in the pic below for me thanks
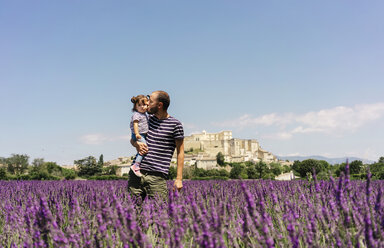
[192,167,207,177]
[369,157,384,179]
[6,154,29,175]
[103,165,119,175]
[29,158,46,175]
[98,154,104,167]
[62,168,77,180]
[230,163,247,179]
[335,163,346,177]
[32,158,45,168]
[269,162,282,176]
[255,161,268,179]
[318,160,330,171]
[378,157,384,164]
[218,169,229,178]
[292,159,326,178]
[349,160,363,174]
[45,162,62,177]
[0,167,7,179]
[75,156,102,177]
[216,152,225,166]
[246,164,258,179]
[282,165,292,173]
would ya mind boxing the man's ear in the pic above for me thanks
[158,102,164,110]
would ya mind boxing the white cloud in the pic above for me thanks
[263,132,293,140]
[214,102,384,139]
[213,113,293,129]
[80,133,132,145]
[80,134,109,145]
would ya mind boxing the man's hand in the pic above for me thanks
[135,133,142,140]
[173,179,183,192]
[135,141,148,155]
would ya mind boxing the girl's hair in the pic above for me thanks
[131,95,147,111]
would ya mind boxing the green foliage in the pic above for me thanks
[379,157,384,164]
[192,167,206,177]
[190,167,230,179]
[6,154,29,175]
[62,168,77,180]
[292,159,328,178]
[218,169,229,177]
[29,160,63,179]
[334,163,346,177]
[45,162,62,176]
[255,161,268,179]
[269,162,283,176]
[30,171,60,180]
[191,176,228,180]
[370,158,384,179]
[349,160,363,174]
[32,158,44,168]
[0,167,7,180]
[75,156,102,177]
[216,152,225,166]
[262,172,275,180]
[316,171,331,181]
[184,148,203,155]
[351,173,368,180]
[282,165,292,173]
[88,175,127,180]
[0,157,6,164]
[246,165,258,179]
[98,154,104,167]
[168,166,177,179]
[230,163,247,179]
[103,165,119,175]
[5,173,60,180]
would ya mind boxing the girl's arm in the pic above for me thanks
[133,120,142,140]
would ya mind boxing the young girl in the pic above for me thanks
[130,95,149,177]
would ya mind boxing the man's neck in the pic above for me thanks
[155,111,169,120]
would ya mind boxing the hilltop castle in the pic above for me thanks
[180,130,277,169]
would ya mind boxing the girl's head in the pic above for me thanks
[131,95,148,113]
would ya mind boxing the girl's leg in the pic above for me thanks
[133,135,146,164]
[131,134,146,177]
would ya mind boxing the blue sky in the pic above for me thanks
[1,0,383,165]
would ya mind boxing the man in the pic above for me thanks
[129,90,184,200]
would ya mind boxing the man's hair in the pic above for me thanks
[155,90,170,111]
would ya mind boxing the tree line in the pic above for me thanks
[0,154,121,180]
[292,157,384,180]
[168,159,292,180]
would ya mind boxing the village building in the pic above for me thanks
[104,157,132,176]
[176,130,278,169]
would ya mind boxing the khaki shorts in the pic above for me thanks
[128,169,168,201]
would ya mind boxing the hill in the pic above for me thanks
[277,155,374,165]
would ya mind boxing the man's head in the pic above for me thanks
[147,90,170,114]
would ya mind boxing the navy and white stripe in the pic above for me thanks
[140,115,184,174]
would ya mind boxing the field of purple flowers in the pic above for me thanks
[1,171,384,247]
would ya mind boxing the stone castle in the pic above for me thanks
[179,130,278,169]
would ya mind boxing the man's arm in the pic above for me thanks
[173,138,184,191]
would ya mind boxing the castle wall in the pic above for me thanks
[183,130,277,164]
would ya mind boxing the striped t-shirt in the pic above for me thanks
[139,114,184,175]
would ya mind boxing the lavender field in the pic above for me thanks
[1,173,384,247]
